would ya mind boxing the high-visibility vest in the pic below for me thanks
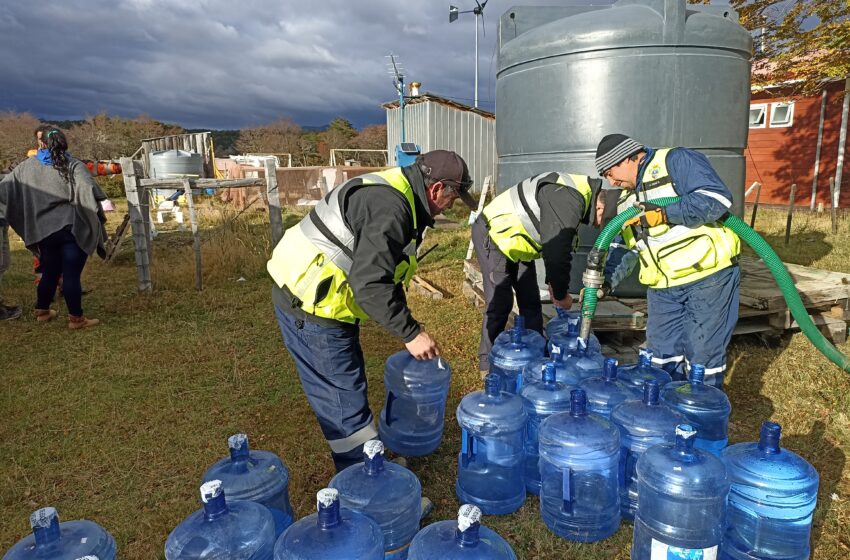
[267,168,418,323]
[481,172,592,263]
[617,148,740,289]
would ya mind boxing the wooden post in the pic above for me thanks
[750,181,762,229]
[831,177,838,235]
[182,178,203,291]
[120,157,152,292]
[265,158,284,246]
[466,176,493,260]
[784,183,797,245]
[810,89,828,210]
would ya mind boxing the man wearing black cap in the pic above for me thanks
[267,150,475,471]
[472,172,605,374]
[594,134,741,387]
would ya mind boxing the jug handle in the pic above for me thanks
[561,466,574,515]
[461,429,477,468]
[515,372,523,394]
[385,391,396,427]
[619,447,637,489]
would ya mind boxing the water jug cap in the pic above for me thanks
[30,507,58,529]
[676,424,697,439]
[228,433,248,451]
[639,348,654,364]
[689,364,706,383]
[484,373,502,396]
[317,488,339,509]
[567,317,580,336]
[364,440,384,459]
[570,388,588,415]
[457,504,481,532]
[76,557,99,560]
[200,480,223,503]
[551,344,562,356]
[543,361,557,383]
[603,358,618,379]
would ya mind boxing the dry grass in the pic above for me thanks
[0,203,848,559]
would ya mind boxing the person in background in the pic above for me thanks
[471,172,606,375]
[0,127,107,329]
[594,134,740,387]
[268,150,476,471]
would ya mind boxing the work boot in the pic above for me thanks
[68,315,100,330]
[0,303,22,321]
[35,309,57,322]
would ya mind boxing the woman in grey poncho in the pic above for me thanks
[0,127,106,329]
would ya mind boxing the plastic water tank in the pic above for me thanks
[149,149,204,200]
[520,362,575,495]
[720,422,819,560]
[329,441,422,559]
[201,433,293,538]
[3,507,116,560]
[456,374,528,515]
[610,380,686,520]
[632,424,730,560]
[616,348,673,389]
[273,489,384,560]
[407,505,517,560]
[579,358,641,419]
[379,352,452,456]
[538,389,621,542]
[165,480,275,560]
[496,0,752,294]
[489,325,543,394]
[661,364,731,456]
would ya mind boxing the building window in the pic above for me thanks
[770,102,794,128]
[749,104,767,128]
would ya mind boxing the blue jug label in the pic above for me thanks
[650,540,718,560]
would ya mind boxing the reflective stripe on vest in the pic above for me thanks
[482,173,592,263]
[618,149,740,289]
[266,167,419,323]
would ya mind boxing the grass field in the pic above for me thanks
[1,202,848,559]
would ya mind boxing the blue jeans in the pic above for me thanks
[274,305,377,472]
[36,227,89,317]
[646,265,740,388]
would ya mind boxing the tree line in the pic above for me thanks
[0,112,388,171]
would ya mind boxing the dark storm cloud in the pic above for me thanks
[0,0,607,129]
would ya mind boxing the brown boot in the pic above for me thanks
[68,315,100,330]
[35,309,57,322]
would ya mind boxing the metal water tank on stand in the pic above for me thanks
[496,0,752,294]
[149,149,204,199]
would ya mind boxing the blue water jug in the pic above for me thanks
[538,389,621,542]
[456,373,527,515]
[379,351,452,456]
[545,307,580,338]
[489,325,542,394]
[632,424,730,560]
[3,507,116,560]
[522,345,582,387]
[329,440,422,559]
[202,433,293,537]
[274,488,384,559]
[492,315,547,356]
[616,348,673,390]
[720,422,819,560]
[610,380,686,520]
[560,342,606,383]
[520,362,574,495]
[546,315,602,356]
[407,505,517,560]
[661,364,731,456]
[579,358,641,419]
[165,480,275,560]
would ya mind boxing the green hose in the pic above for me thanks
[582,196,850,372]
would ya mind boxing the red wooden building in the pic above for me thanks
[745,78,850,208]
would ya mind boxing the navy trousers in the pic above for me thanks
[36,227,89,317]
[274,305,377,472]
[471,217,543,372]
[646,264,740,388]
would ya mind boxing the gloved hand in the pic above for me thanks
[624,202,667,228]
[579,281,612,303]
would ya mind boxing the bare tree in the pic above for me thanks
[0,112,41,170]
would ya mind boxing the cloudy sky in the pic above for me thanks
[0,0,610,130]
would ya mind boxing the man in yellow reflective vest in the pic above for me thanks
[472,172,605,374]
[268,150,475,471]
[595,134,741,387]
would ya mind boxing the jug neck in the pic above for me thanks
[317,489,342,529]
[228,433,250,464]
[542,362,557,385]
[603,358,618,381]
[363,440,386,475]
[514,315,525,331]
[455,505,482,547]
[642,380,660,405]
[510,327,523,345]
[456,524,480,547]
[201,481,229,520]
[674,424,697,457]
[758,421,782,454]
[484,373,502,397]
[31,508,61,547]
[638,348,654,367]
[689,364,706,386]
[566,318,579,337]
[570,389,588,417]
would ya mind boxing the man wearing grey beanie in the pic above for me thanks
[594,134,740,388]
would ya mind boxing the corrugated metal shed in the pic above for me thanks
[383,93,496,193]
